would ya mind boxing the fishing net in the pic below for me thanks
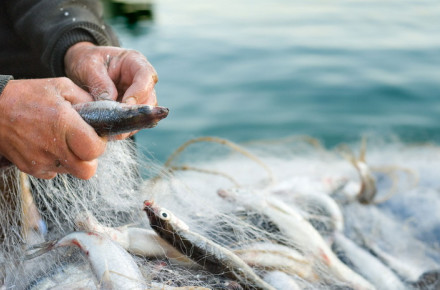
[0,136,439,289]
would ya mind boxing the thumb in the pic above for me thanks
[65,42,118,101]
[85,65,118,101]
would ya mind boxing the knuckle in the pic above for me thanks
[128,49,143,58]
[58,77,73,86]
[54,108,69,131]
[53,77,74,92]
[128,49,151,66]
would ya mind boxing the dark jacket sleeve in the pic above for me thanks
[0,75,13,168]
[4,0,119,77]
[0,75,13,95]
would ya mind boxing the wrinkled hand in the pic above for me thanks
[0,78,107,180]
[64,42,158,139]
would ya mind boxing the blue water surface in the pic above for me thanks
[110,0,440,162]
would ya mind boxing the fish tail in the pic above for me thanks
[24,240,57,260]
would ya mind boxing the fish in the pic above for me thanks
[233,242,315,280]
[274,190,344,235]
[0,101,168,169]
[25,231,146,289]
[218,188,375,290]
[74,100,169,136]
[357,231,440,284]
[262,271,301,290]
[332,233,406,290]
[409,270,440,289]
[74,211,194,265]
[143,200,276,290]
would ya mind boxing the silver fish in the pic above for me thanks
[74,211,193,265]
[143,200,276,290]
[26,231,146,289]
[218,188,375,290]
[333,233,406,290]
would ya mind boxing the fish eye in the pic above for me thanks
[159,210,171,220]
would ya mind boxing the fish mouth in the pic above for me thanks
[143,200,154,211]
[153,106,169,117]
[143,200,159,218]
[143,200,170,234]
[148,106,169,121]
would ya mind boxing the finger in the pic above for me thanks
[51,159,72,175]
[57,77,95,105]
[65,159,99,180]
[38,171,58,180]
[112,133,129,141]
[3,137,69,178]
[128,129,140,138]
[111,124,141,140]
[86,63,119,101]
[64,109,107,162]
[150,89,158,106]
[122,66,158,106]
[64,43,119,101]
[51,143,100,180]
[21,162,58,180]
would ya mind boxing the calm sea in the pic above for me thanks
[110,0,440,162]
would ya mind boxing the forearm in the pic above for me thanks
[4,0,119,77]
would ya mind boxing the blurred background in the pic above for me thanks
[102,0,440,162]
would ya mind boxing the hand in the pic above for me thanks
[64,42,158,139]
[0,78,107,179]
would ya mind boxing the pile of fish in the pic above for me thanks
[3,136,440,289]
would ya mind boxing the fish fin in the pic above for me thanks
[24,240,56,260]
[26,239,56,250]
[99,260,113,289]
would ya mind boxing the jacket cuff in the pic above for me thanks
[0,75,14,96]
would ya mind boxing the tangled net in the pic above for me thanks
[0,136,439,289]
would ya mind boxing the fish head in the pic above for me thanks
[150,106,169,120]
[138,105,169,128]
[143,200,189,236]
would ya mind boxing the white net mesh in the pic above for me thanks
[0,136,439,289]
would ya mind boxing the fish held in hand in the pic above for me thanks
[74,100,169,136]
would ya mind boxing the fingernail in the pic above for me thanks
[97,92,111,100]
[125,97,137,105]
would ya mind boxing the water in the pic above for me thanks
[109,0,440,162]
